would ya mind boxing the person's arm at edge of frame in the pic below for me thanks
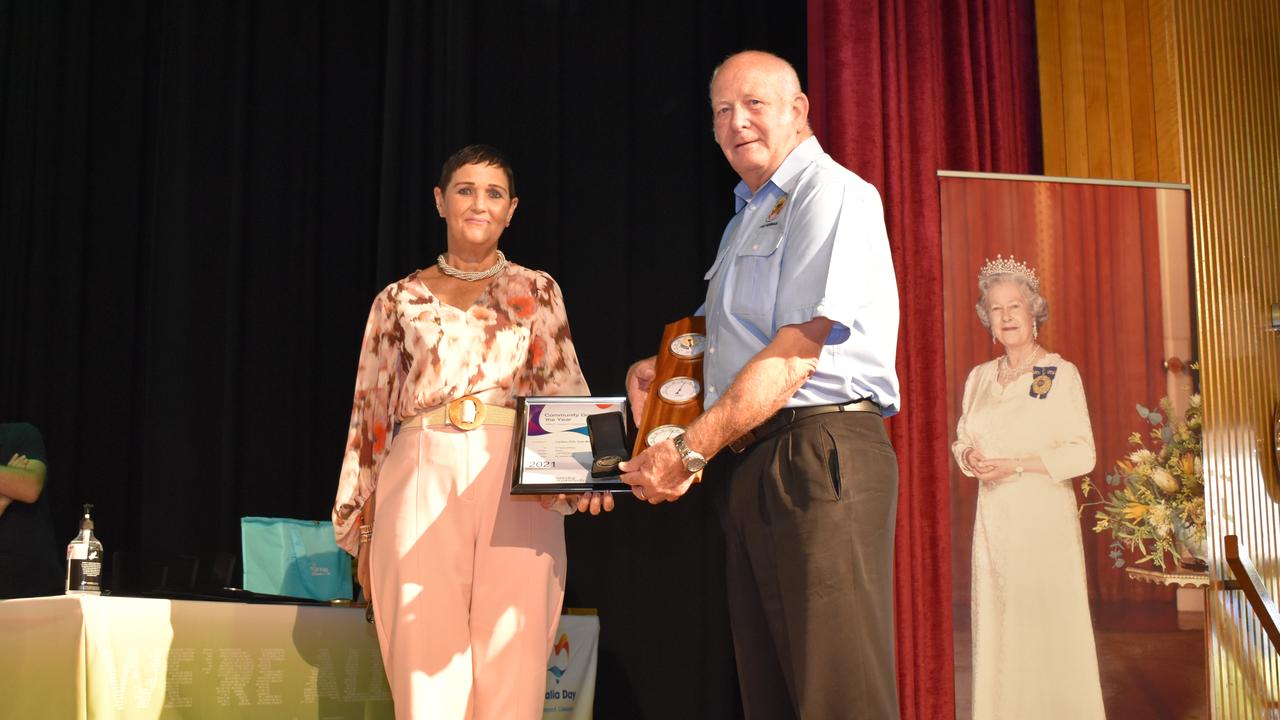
[0,454,47,521]
[0,453,47,504]
[620,316,833,503]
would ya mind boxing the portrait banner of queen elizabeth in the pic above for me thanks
[938,172,1203,720]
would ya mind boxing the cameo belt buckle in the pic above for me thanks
[447,395,487,431]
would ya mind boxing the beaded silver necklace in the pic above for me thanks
[437,250,508,282]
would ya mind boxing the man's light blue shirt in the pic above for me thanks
[700,136,901,415]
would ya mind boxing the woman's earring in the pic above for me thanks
[992,330,998,344]
[1033,320,1039,339]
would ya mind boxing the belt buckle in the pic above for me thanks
[447,395,486,431]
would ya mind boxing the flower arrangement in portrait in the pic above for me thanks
[1084,394,1206,572]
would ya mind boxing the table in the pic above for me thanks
[1126,566,1210,629]
[0,595,597,719]
[0,594,392,719]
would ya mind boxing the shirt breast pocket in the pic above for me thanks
[729,228,784,336]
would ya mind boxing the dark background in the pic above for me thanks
[1,0,806,717]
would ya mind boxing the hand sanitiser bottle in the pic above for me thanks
[66,504,104,595]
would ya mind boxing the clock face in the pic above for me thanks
[669,333,707,359]
[646,424,685,447]
[658,376,701,404]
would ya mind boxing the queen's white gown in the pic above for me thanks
[953,353,1106,719]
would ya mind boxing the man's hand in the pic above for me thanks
[625,356,657,426]
[619,441,697,504]
[7,453,29,468]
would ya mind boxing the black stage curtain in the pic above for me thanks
[1,1,805,717]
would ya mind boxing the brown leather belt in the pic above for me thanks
[400,395,516,432]
[728,399,882,454]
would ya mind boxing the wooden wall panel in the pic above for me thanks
[1080,0,1114,175]
[1037,2,1069,174]
[1058,0,1093,176]
[1101,0,1135,178]
[1148,0,1183,183]
[1123,0,1159,179]
[1038,0,1280,714]
[1036,0,1183,182]
[1174,2,1280,715]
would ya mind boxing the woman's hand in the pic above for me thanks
[356,539,372,604]
[974,457,1021,486]
[575,491,616,515]
[540,492,616,516]
[965,447,995,475]
[355,495,376,605]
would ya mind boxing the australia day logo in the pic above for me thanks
[548,633,570,682]
[545,633,577,703]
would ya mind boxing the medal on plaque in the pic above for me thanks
[587,411,630,478]
[634,316,706,457]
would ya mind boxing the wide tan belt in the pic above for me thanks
[400,395,516,432]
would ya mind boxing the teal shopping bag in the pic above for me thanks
[240,517,352,601]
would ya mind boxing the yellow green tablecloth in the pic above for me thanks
[0,594,391,719]
[0,595,599,719]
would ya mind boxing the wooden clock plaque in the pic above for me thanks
[633,316,706,457]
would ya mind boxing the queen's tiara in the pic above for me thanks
[978,254,1039,292]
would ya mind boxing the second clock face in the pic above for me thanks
[646,424,685,447]
[658,376,701,404]
[669,332,706,359]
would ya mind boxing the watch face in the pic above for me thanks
[658,376,701,404]
[669,333,707,359]
[646,424,685,447]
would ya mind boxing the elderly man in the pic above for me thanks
[620,50,900,718]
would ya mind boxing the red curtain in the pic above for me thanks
[807,1,1042,718]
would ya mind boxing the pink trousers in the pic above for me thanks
[370,425,566,720]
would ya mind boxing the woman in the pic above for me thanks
[332,144,612,720]
[952,255,1106,719]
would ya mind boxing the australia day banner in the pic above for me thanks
[543,614,599,719]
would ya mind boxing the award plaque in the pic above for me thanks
[633,316,706,456]
[510,396,632,494]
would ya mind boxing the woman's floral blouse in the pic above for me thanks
[332,264,589,552]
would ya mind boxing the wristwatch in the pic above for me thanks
[672,433,707,473]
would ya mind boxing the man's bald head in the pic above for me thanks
[709,51,804,99]
[708,51,812,192]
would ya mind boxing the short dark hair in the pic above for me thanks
[438,144,516,197]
